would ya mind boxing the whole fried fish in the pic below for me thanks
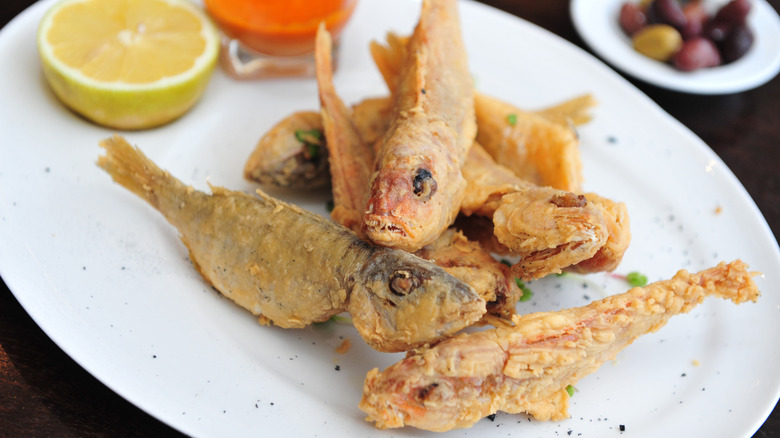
[97,135,485,353]
[364,0,476,252]
[360,260,760,430]
[313,31,521,321]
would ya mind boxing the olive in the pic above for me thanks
[620,2,647,36]
[647,0,687,31]
[632,24,683,61]
[672,37,721,71]
[714,0,751,27]
[680,1,708,40]
[720,25,754,64]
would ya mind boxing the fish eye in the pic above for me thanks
[389,269,421,296]
[412,168,436,200]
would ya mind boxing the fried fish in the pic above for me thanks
[360,260,760,430]
[97,135,486,353]
[363,0,476,252]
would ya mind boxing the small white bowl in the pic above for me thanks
[571,0,780,94]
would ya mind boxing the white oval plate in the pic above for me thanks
[1,0,779,437]
[571,0,780,94]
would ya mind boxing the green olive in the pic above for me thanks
[632,24,683,62]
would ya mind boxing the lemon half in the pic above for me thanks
[37,0,220,130]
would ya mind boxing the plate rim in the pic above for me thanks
[1,0,779,437]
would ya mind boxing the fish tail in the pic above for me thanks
[682,260,761,305]
[96,134,181,211]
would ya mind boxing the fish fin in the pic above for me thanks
[97,135,168,206]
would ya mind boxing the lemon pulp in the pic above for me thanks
[38,0,220,130]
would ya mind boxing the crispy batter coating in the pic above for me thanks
[474,93,583,193]
[315,25,373,235]
[364,0,476,252]
[360,261,760,431]
[98,135,486,352]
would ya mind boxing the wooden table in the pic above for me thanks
[1,0,778,436]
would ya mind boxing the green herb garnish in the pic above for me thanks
[516,278,533,302]
[506,113,518,126]
[314,314,353,326]
[295,129,324,159]
[565,384,575,397]
[294,128,323,144]
[326,200,335,213]
[329,314,353,324]
[305,143,320,159]
[500,259,512,267]
[626,271,648,287]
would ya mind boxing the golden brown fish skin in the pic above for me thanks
[372,32,585,192]
[461,143,623,281]
[315,25,373,235]
[493,190,609,281]
[360,261,760,431]
[97,135,485,353]
[460,142,528,217]
[565,193,631,274]
[474,93,583,193]
[415,229,522,321]
[312,36,521,321]
[244,111,329,190]
[243,107,628,279]
[242,97,394,195]
[364,0,476,252]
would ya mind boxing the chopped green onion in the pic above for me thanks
[329,314,353,324]
[565,384,575,397]
[506,113,518,126]
[295,129,324,161]
[313,314,353,326]
[306,143,320,159]
[626,271,648,287]
[294,128,323,144]
[516,279,533,302]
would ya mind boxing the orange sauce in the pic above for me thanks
[203,0,357,57]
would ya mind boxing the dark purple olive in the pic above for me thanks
[703,19,733,44]
[720,25,754,63]
[714,0,751,26]
[647,0,687,30]
[620,2,648,36]
[673,37,722,71]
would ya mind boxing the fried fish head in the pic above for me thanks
[364,124,466,252]
[348,248,485,352]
